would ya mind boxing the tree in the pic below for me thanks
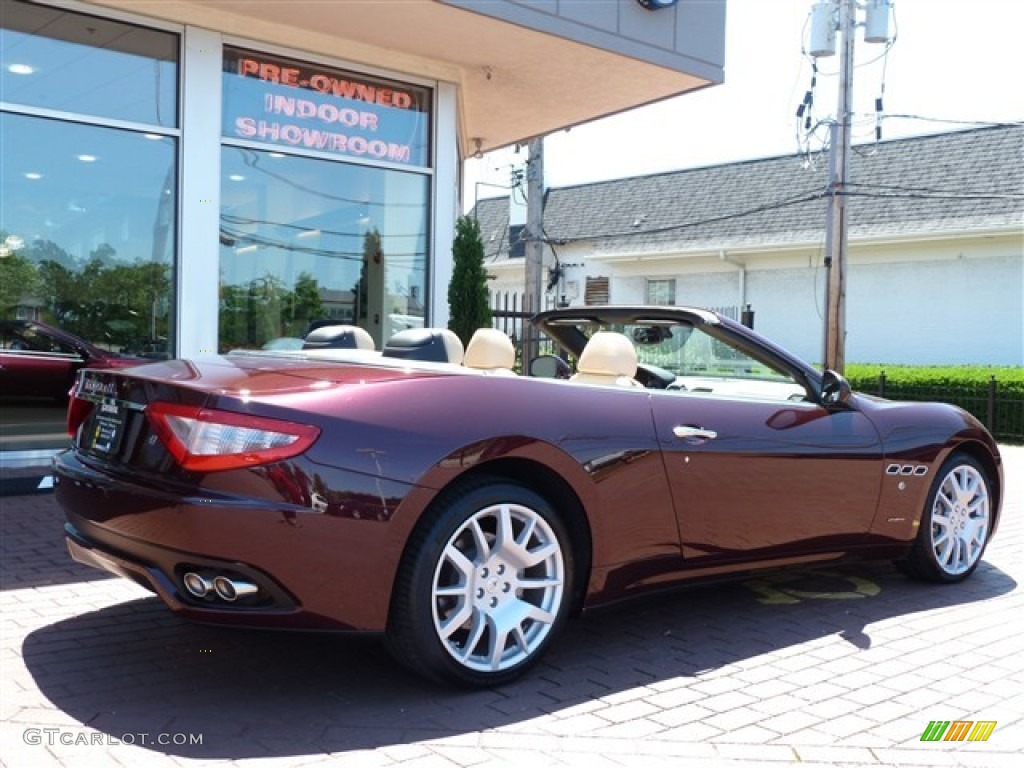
[353,229,381,322]
[0,249,40,318]
[447,215,491,346]
[284,272,324,336]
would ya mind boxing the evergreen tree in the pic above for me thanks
[447,215,491,346]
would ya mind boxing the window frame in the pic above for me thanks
[645,277,676,306]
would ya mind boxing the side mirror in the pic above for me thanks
[530,354,571,379]
[820,369,852,406]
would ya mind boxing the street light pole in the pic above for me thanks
[822,0,856,374]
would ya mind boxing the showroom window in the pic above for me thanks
[220,47,432,350]
[0,114,177,352]
[1,2,179,454]
[0,1,178,126]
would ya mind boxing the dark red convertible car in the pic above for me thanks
[54,306,1002,686]
[0,319,144,401]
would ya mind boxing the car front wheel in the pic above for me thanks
[387,479,573,687]
[899,454,993,583]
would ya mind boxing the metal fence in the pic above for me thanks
[860,372,1024,443]
[490,292,559,369]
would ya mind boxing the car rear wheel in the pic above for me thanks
[387,479,573,687]
[898,454,993,583]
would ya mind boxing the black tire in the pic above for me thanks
[897,453,994,583]
[386,478,574,687]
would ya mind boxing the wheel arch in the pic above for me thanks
[395,457,594,618]
[897,441,1000,583]
[465,457,592,614]
[949,439,1003,525]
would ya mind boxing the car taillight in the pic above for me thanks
[146,401,320,472]
[67,389,94,437]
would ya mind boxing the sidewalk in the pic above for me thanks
[2,446,1022,767]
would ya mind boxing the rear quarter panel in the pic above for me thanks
[290,374,679,578]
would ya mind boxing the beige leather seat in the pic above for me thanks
[463,328,516,374]
[570,331,640,387]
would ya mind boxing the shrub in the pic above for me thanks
[447,215,491,347]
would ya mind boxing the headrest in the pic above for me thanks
[382,328,464,364]
[463,328,516,372]
[576,331,637,378]
[302,324,375,351]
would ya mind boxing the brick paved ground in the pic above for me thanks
[2,446,1022,767]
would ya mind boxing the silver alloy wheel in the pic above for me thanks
[930,463,990,576]
[431,501,565,673]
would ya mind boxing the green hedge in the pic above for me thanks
[845,364,1024,441]
[846,364,1024,392]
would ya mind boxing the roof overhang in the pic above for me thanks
[85,0,724,156]
[579,224,1024,265]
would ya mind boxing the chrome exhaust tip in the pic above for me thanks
[212,576,258,602]
[182,571,210,598]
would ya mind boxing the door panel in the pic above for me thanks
[651,392,884,562]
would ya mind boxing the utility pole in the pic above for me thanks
[812,0,891,374]
[822,0,855,374]
[523,136,545,368]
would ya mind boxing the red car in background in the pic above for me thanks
[0,320,146,402]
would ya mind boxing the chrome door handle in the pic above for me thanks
[673,425,717,440]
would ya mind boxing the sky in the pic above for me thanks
[464,0,1024,210]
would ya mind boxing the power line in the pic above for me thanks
[220,213,427,239]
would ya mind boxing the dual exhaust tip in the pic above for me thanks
[183,571,258,602]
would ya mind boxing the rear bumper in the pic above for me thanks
[54,449,407,631]
[63,520,313,628]
[65,523,163,591]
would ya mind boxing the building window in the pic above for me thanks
[219,47,432,350]
[1,1,179,453]
[1,1,178,127]
[222,46,431,168]
[646,278,676,306]
[0,114,177,355]
[219,147,429,351]
[507,224,526,258]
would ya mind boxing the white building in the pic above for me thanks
[479,126,1024,365]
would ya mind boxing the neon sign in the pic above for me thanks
[222,48,431,167]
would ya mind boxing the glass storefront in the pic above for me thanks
[0,114,177,355]
[219,47,433,350]
[0,1,178,126]
[1,1,441,475]
[1,2,178,458]
[219,147,429,351]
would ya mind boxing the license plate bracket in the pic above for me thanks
[85,400,127,455]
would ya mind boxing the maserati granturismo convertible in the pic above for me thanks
[54,306,1002,686]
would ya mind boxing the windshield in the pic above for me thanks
[569,320,807,401]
